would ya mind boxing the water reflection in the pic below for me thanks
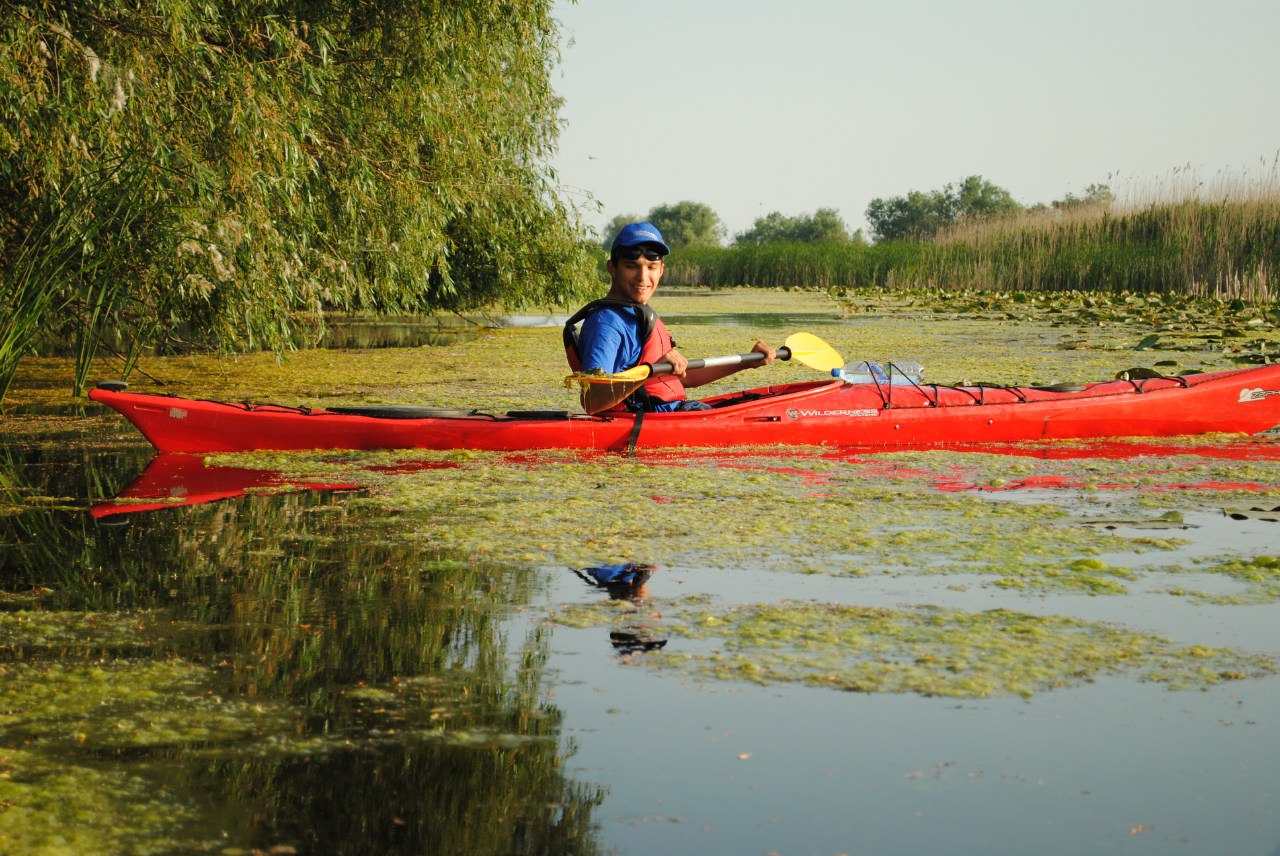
[0,446,605,854]
[320,313,571,349]
[90,453,361,519]
[573,561,656,602]
[661,311,840,327]
[574,563,668,654]
[320,317,481,349]
[87,440,1278,527]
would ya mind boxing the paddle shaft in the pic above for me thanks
[647,346,792,377]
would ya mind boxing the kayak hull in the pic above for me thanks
[90,365,1280,453]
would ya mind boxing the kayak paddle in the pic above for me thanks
[566,332,845,415]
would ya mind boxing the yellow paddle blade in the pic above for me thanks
[565,365,654,414]
[782,332,845,372]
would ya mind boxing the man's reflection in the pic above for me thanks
[572,562,667,654]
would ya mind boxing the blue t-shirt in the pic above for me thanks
[578,305,682,412]
[578,305,640,374]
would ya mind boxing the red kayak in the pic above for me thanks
[89,364,1280,454]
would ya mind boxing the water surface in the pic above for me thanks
[3,288,1279,854]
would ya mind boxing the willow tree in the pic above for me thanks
[0,1,593,400]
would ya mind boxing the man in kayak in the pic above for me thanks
[563,221,775,412]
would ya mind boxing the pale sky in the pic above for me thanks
[550,0,1280,241]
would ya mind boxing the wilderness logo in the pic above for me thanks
[788,408,880,419]
[1238,387,1280,403]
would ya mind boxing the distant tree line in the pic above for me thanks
[866,178,1116,242]
[865,176,1021,241]
[599,176,1114,253]
[600,204,865,252]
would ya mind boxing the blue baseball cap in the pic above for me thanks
[611,221,670,256]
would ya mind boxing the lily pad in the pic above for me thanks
[1223,505,1280,522]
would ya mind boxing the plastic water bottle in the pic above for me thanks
[833,361,924,385]
[832,361,889,384]
[886,361,925,383]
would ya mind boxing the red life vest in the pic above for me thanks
[563,299,686,411]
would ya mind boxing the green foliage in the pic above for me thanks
[865,191,950,243]
[0,0,594,401]
[866,175,1022,242]
[598,213,643,249]
[733,207,858,246]
[645,200,726,249]
[954,174,1022,219]
[598,203,726,250]
[1052,183,1115,212]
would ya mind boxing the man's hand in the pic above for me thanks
[661,348,689,377]
[750,340,777,367]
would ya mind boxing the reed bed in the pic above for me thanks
[665,165,1280,303]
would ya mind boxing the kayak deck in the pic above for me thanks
[89,364,1280,453]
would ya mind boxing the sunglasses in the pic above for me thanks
[616,246,666,262]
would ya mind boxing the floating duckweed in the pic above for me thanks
[549,601,1276,698]
[0,657,300,854]
[0,587,55,608]
[554,602,633,629]
[0,745,202,854]
[0,659,296,750]
[1173,555,1280,604]
[0,610,187,652]
[195,436,1280,600]
[1064,555,1136,580]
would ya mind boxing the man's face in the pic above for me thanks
[606,249,665,305]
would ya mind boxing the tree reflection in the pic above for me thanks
[0,447,604,854]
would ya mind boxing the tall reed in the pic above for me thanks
[0,158,150,403]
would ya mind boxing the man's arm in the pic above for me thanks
[680,340,776,388]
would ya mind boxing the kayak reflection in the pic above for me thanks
[573,562,668,654]
[91,453,361,520]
